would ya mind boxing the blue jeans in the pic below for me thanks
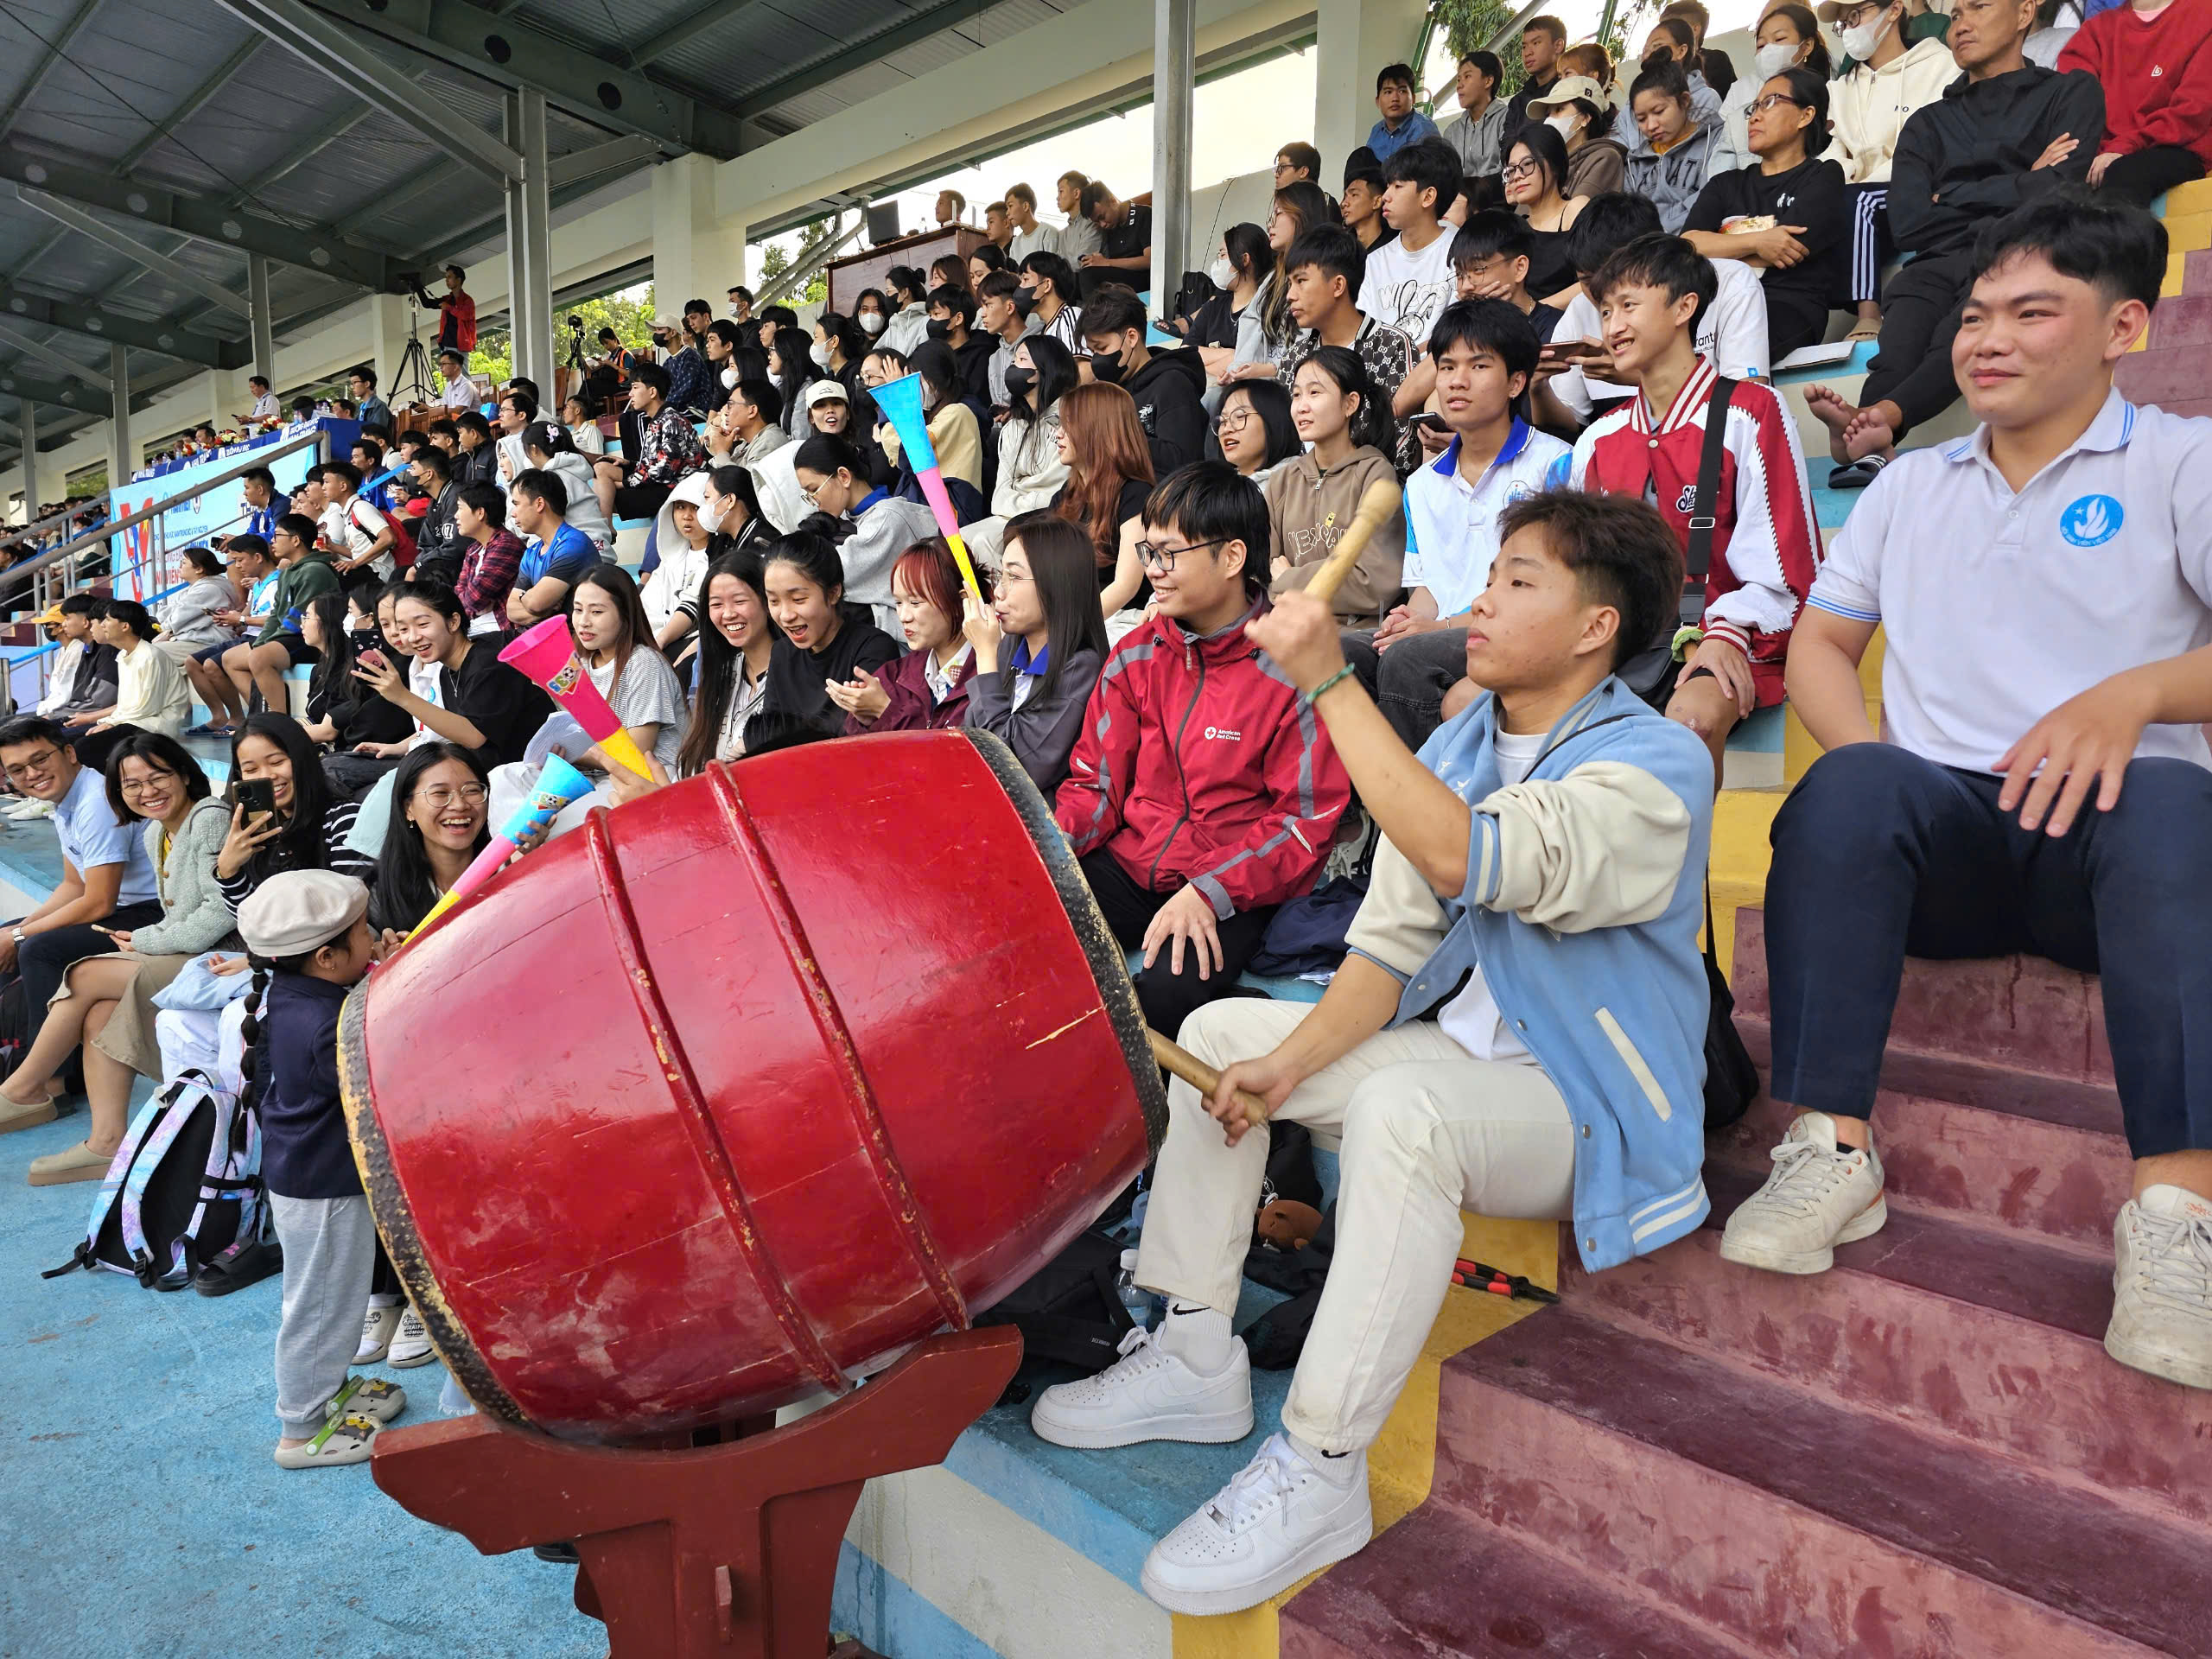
[1764,742,2212,1160]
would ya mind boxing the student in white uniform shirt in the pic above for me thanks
[1344,302,1570,749]
[1726,197,2212,1395]
[1536,193,1769,429]
[1361,142,1461,346]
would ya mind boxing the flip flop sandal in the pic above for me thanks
[274,1413,378,1469]
[1846,321,1881,343]
[326,1375,407,1425]
[1827,455,1888,491]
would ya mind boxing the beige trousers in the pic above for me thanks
[1134,998,1577,1453]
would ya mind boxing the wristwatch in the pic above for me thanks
[10,927,24,945]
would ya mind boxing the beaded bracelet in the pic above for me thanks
[1302,663,1358,709]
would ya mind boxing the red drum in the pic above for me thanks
[340,729,1165,1443]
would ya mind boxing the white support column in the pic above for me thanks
[1313,0,1430,180]
[504,87,555,392]
[653,154,749,315]
[249,255,276,386]
[1152,0,1195,306]
[15,401,34,527]
[107,345,132,487]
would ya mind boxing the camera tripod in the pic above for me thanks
[391,304,436,406]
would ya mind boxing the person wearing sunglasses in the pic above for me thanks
[1053,461,1351,1040]
[1683,65,1852,362]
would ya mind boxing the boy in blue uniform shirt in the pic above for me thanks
[1031,490,1714,1615]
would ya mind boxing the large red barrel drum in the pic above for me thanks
[339,729,1166,1443]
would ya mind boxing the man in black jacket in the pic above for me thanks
[1081,284,1209,475]
[408,444,467,582]
[1806,0,2103,477]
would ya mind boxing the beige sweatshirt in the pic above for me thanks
[1264,447,1406,626]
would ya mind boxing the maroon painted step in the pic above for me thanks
[1562,1172,2212,1523]
[2115,346,2212,409]
[1440,1310,2212,1657]
[2146,293,2212,352]
[2188,248,2212,296]
[1280,1503,1761,1659]
[1730,907,2112,1086]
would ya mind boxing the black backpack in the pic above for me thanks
[975,1227,1135,1373]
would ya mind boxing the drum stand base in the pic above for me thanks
[370,1327,1024,1659]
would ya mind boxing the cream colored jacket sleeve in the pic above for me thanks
[1470,761,1694,932]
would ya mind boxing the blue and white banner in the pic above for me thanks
[105,418,353,600]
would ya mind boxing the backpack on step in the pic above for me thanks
[43,1071,270,1291]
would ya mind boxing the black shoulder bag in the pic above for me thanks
[1623,375,1738,712]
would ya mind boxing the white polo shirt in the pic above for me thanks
[1402,420,1574,620]
[1807,391,2212,774]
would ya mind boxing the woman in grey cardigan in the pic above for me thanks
[2,735,239,1185]
[153,545,240,663]
[961,513,1109,797]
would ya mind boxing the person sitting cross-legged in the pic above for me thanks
[1031,489,1714,1615]
[1720,196,2212,1394]
[1055,462,1351,1039]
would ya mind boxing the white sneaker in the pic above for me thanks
[354,1303,400,1364]
[5,798,51,821]
[2106,1185,2212,1390]
[1030,1325,1254,1449]
[1140,1433,1372,1616]
[1719,1111,1886,1274]
[387,1307,436,1368]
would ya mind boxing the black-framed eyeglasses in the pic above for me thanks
[1747,92,1806,116]
[2,747,63,782]
[1834,0,1886,23]
[1215,409,1252,435]
[1135,537,1227,574]
[1502,158,1541,181]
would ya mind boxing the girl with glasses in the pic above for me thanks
[369,741,491,938]
[1685,64,1850,361]
[1213,379,1300,485]
[1502,127,1592,300]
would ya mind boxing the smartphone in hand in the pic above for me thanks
[236,778,277,819]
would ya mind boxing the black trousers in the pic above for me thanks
[1341,626,1469,752]
[2099,144,2206,210]
[1764,287,1832,366]
[1765,743,2212,1158]
[1081,850,1275,1039]
[1865,251,1977,441]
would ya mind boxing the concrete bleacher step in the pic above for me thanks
[1431,1309,2212,1657]
[1279,1503,1761,1659]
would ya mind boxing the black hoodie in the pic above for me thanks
[761,601,901,737]
[1116,346,1210,476]
[1890,64,2103,259]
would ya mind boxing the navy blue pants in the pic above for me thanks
[1764,742,2212,1160]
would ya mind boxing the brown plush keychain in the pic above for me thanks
[1254,1199,1325,1252]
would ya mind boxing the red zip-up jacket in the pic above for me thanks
[1055,601,1350,918]
[2060,3,2212,165]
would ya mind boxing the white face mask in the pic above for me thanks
[1754,41,1801,78]
[1544,111,1580,142]
[1208,255,1236,289]
[700,498,728,534]
[811,340,835,369]
[859,312,886,335]
[1840,14,1890,60]
[721,366,738,391]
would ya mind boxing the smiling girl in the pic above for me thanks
[832,538,992,734]
[759,533,900,737]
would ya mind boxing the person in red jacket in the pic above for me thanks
[2062,0,2212,208]
[1057,462,1351,1036]
[832,538,987,734]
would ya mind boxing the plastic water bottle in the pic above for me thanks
[1116,1248,1160,1331]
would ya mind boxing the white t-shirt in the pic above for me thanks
[1360,227,1457,346]
[1806,391,2212,773]
[1548,260,1770,422]
[326,497,397,581]
[1437,727,1545,1067]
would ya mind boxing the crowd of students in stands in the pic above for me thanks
[3,0,2210,1625]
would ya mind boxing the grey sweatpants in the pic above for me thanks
[270,1192,378,1438]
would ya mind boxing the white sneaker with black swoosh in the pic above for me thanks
[1029,1324,1254,1449]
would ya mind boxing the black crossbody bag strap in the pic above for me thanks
[1682,376,1738,626]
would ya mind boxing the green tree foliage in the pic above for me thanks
[760,239,827,306]
[1433,0,1530,95]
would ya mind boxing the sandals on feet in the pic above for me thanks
[1827,454,1889,491]
[1846,320,1881,343]
[274,1413,379,1468]
[326,1375,407,1424]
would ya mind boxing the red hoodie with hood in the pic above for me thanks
[1055,600,1351,917]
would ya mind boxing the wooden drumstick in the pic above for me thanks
[1298,476,1404,611]
[1148,1028,1273,1130]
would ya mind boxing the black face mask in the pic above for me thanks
[925,319,952,340]
[1004,365,1035,400]
[1013,289,1039,319]
[1089,348,1127,386]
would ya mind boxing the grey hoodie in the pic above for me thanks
[1624,78,1745,233]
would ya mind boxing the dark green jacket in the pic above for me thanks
[256,551,341,645]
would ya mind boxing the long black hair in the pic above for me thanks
[230,713,336,883]
[1218,378,1301,473]
[677,550,770,779]
[567,561,658,688]
[303,590,356,715]
[1011,335,1078,425]
[1000,512,1108,705]
[1290,344,1390,454]
[369,741,491,934]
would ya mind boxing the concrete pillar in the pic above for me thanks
[249,256,276,387]
[107,344,132,487]
[504,87,554,393]
[653,153,749,315]
[1152,0,1196,305]
[1313,0,1430,180]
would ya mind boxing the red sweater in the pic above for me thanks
[2060,2,2212,163]
[1055,601,1349,917]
